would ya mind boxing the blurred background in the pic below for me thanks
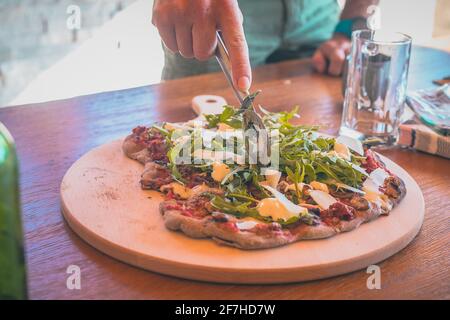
[0,0,449,107]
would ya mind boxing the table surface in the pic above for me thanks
[1,46,449,300]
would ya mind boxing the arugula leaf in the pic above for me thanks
[211,195,316,226]
[211,196,265,220]
[285,162,304,202]
[227,193,259,203]
[204,106,243,129]
[304,163,316,182]
[279,106,300,125]
[204,114,220,128]
[285,166,296,183]
[151,124,170,136]
[262,106,300,129]
[163,97,369,222]
[219,106,235,122]
[221,166,244,185]
[167,139,187,184]
[277,216,300,226]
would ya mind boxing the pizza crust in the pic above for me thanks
[158,202,391,250]
[122,135,151,164]
[160,207,293,249]
[122,131,408,250]
[156,186,406,250]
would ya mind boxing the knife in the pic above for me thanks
[214,32,270,163]
[214,31,247,104]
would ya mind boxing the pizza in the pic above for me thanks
[122,106,406,250]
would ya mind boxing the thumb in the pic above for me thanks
[312,49,327,74]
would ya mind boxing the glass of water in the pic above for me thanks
[340,30,412,146]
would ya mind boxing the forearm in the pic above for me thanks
[340,0,380,20]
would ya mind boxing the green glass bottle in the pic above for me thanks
[0,122,27,300]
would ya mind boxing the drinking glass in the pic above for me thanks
[340,30,412,146]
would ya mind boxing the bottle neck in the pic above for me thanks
[0,121,27,300]
[0,122,16,164]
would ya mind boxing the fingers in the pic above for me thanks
[158,25,178,53]
[153,0,217,61]
[192,20,217,61]
[175,23,194,58]
[313,38,351,76]
[327,46,346,76]
[152,0,251,90]
[152,2,179,53]
[312,50,327,74]
[219,12,251,91]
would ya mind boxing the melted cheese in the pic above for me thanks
[164,122,188,131]
[286,182,305,192]
[263,169,281,188]
[217,123,234,131]
[364,190,391,210]
[163,123,175,131]
[309,190,337,209]
[236,220,259,230]
[211,162,231,182]
[334,142,351,160]
[310,181,329,193]
[190,184,211,196]
[160,183,191,199]
[336,135,364,155]
[257,198,299,221]
[362,178,391,210]
[364,189,382,202]
[369,168,389,187]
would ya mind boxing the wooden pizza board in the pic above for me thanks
[60,139,425,284]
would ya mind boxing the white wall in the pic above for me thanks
[379,0,437,43]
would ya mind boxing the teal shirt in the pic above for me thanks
[162,0,340,80]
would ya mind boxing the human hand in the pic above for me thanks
[152,0,251,91]
[312,34,352,77]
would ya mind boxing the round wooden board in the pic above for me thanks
[60,139,424,284]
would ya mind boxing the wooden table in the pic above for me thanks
[1,47,449,300]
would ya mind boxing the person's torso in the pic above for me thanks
[236,0,341,64]
[238,0,341,47]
